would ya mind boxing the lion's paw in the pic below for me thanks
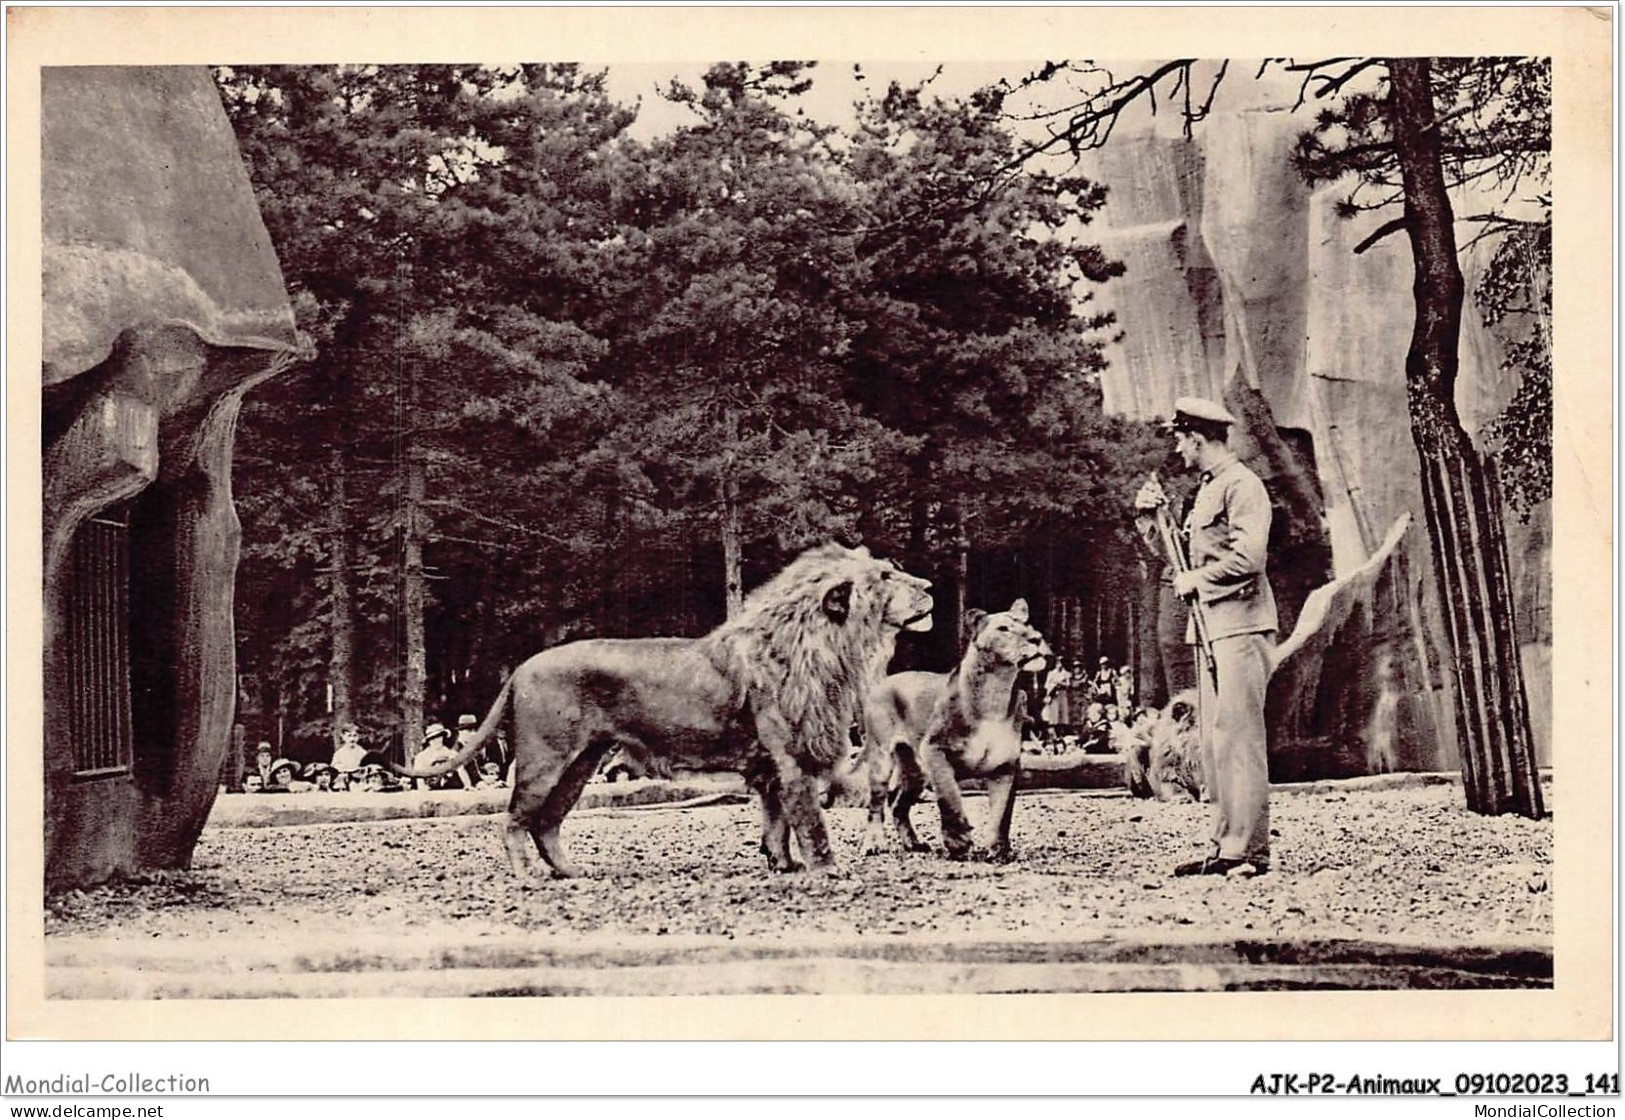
[858,830,889,858]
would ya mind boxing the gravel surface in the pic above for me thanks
[46,782,1552,951]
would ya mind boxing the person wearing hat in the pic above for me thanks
[1134,395,1278,878]
[266,756,305,792]
[355,763,391,793]
[304,761,337,792]
[454,713,493,789]
[413,721,465,790]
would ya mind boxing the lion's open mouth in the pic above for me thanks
[901,608,934,631]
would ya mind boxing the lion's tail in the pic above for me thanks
[388,674,515,779]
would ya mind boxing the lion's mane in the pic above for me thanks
[699,543,899,768]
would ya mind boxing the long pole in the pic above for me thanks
[1150,474,1218,691]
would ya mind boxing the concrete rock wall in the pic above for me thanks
[42,67,298,889]
[1081,101,1551,774]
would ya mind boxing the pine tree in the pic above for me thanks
[217,64,637,755]
[1294,56,1548,817]
[840,75,1140,647]
[597,62,909,612]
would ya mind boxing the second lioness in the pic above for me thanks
[864,599,1050,860]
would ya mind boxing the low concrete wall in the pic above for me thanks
[205,774,749,829]
[205,765,1480,830]
[47,930,1551,999]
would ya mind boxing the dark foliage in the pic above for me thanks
[216,62,1156,756]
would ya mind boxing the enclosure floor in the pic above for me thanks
[44,783,1553,996]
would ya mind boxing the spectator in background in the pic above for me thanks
[1081,703,1110,753]
[495,730,512,783]
[330,723,367,776]
[304,761,336,791]
[1103,705,1129,756]
[1039,662,1074,739]
[1090,657,1118,706]
[266,757,305,792]
[253,742,275,785]
[1115,664,1137,718]
[454,714,486,789]
[414,721,465,790]
[354,763,393,793]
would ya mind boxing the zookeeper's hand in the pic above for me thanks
[1171,570,1200,599]
[1133,477,1167,511]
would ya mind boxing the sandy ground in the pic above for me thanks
[46,781,1553,951]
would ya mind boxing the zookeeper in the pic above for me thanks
[1134,395,1278,879]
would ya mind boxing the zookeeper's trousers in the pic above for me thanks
[1196,631,1275,865]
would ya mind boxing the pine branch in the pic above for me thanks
[1353,216,1409,255]
[1286,57,1383,110]
[421,498,581,546]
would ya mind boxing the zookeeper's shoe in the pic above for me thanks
[1172,854,1266,878]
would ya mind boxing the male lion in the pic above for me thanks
[861,599,1049,860]
[394,543,933,879]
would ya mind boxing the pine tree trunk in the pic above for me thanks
[906,455,932,566]
[326,446,354,752]
[1126,591,1139,689]
[1387,57,1543,818]
[400,408,427,768]
[463,558,496,710]
[951,519,970,654]
[227,723,246,792]
[274,680,288,753]
[720,411,743,619]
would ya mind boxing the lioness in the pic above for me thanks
[394,543,932,879]
[863,599,1049,860]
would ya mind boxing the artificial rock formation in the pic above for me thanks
[1082,91,1551,778]
[42,66,298,889]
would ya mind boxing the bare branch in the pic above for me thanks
[1284,56,1359,111]
[1307,58,1382,103]
[1458,211,1548,253]
[1459,212,1547,229]
[1282,56,1359,73]
[1189,59,1229,132]
[1352,216,1409,254]
[1051,59,1196,157]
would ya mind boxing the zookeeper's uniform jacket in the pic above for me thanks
[1182,454,1278,641]
[1183,452,1278,866]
